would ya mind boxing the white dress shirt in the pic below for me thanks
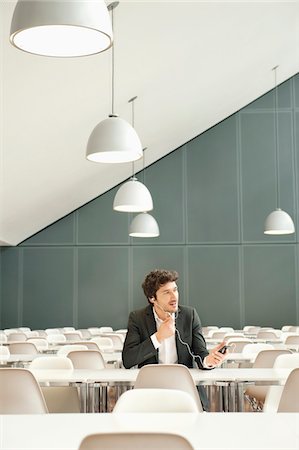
[150,307,212,368]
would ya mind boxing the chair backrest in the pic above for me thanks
[91,336,114,350]
[45,328,60,335]
[79,432,194,450]
[100,333,123,349]
[0,346,10,361]
[134,364,203,411]
[242,343,274,356]
[256,331,280,340]
[47,334,67,344]
[63,327,75,332]
[27,338,49,351]
[29,356,74,369]
[0,333,7,342]
[7,332,27,342]
[63,332,82,341]
[113,388,199,413]
[79,341,100,350]
[209,331,226,339]
[98,326,113,333]
[263,353,299,412]
[225,338,252,352]
[284,335,299,345]
[277,368,299,412]
[57,344,88,355]
[9,342,39,354]
[67,350,105,369]
[0,368,48,413]
[253,349,292,368]
[77,329,92,339]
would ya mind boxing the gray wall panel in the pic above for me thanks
[1,248,20,328]
[188,246,240,328]
[186,116,239,243]
[22,248,74,329]
[78,247,129,329]
[241,111,295,242]
[243,245,297,328]
[77,188,129,244]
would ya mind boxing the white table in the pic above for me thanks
[1,413,298,450]
[30,367,292,413]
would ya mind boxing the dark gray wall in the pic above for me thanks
[1,74,299,330]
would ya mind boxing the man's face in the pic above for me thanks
[154,281,179,315]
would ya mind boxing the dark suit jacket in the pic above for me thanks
[122,304,209,369]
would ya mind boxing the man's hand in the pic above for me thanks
[155,315,175,343]
[205,341,228,367]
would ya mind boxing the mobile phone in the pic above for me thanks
[218,345,231,354]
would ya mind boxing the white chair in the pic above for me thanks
[100,333,123,350]
[98,326,113,333]
[27,338,49,351]
[47,334,67,344]
[225,338,252,352]
[30,356,73,369]
[284,335,299,345]
[0,346,10,362]
[134,364,203,412]
[256,330,280,340]
[79,341,101,350]
[244,349,292,411]
[0,368,48,414]
[277,368,299,412]
[242,343,274,357]
[4,329,18,335]
[77,329,92,339]
[29,356,80,413]
[263,353,299,412]
[7,332,27,342]
[18,327,31,332]
[9,342,39,354]
[63,332,82,341]
[91,337,114,351]
[88,327,101,336]
[25,331,40,338]
[45,328,61,335]
[78,432,194,450]
[0,333,7,343]
[67,350,105,369]
[113,388,199,413]
[57,344,88,355]
[63,327,75,332]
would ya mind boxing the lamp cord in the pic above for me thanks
[129,96,138,178]
[273,66,280,209]
[111,7,115,116]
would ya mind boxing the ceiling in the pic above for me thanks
[1,1,299,246]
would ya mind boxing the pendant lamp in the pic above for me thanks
[10,0,113,57]
[264,66,295,235]
[113,104,153,212]
[86,4,143,163]
[129,212,160,237]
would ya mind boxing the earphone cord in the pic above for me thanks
[175,327,205,367]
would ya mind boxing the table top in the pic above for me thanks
[1,412,298,450]
[29,367,293,385]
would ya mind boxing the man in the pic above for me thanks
[122,269,227,408]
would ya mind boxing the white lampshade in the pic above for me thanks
[129,213,160,237]
[264,208,295,235]
[10,0,113,57]
[86,115,143,163]
[113,178,153,212]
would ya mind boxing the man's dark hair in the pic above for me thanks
[142,269,179,302]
